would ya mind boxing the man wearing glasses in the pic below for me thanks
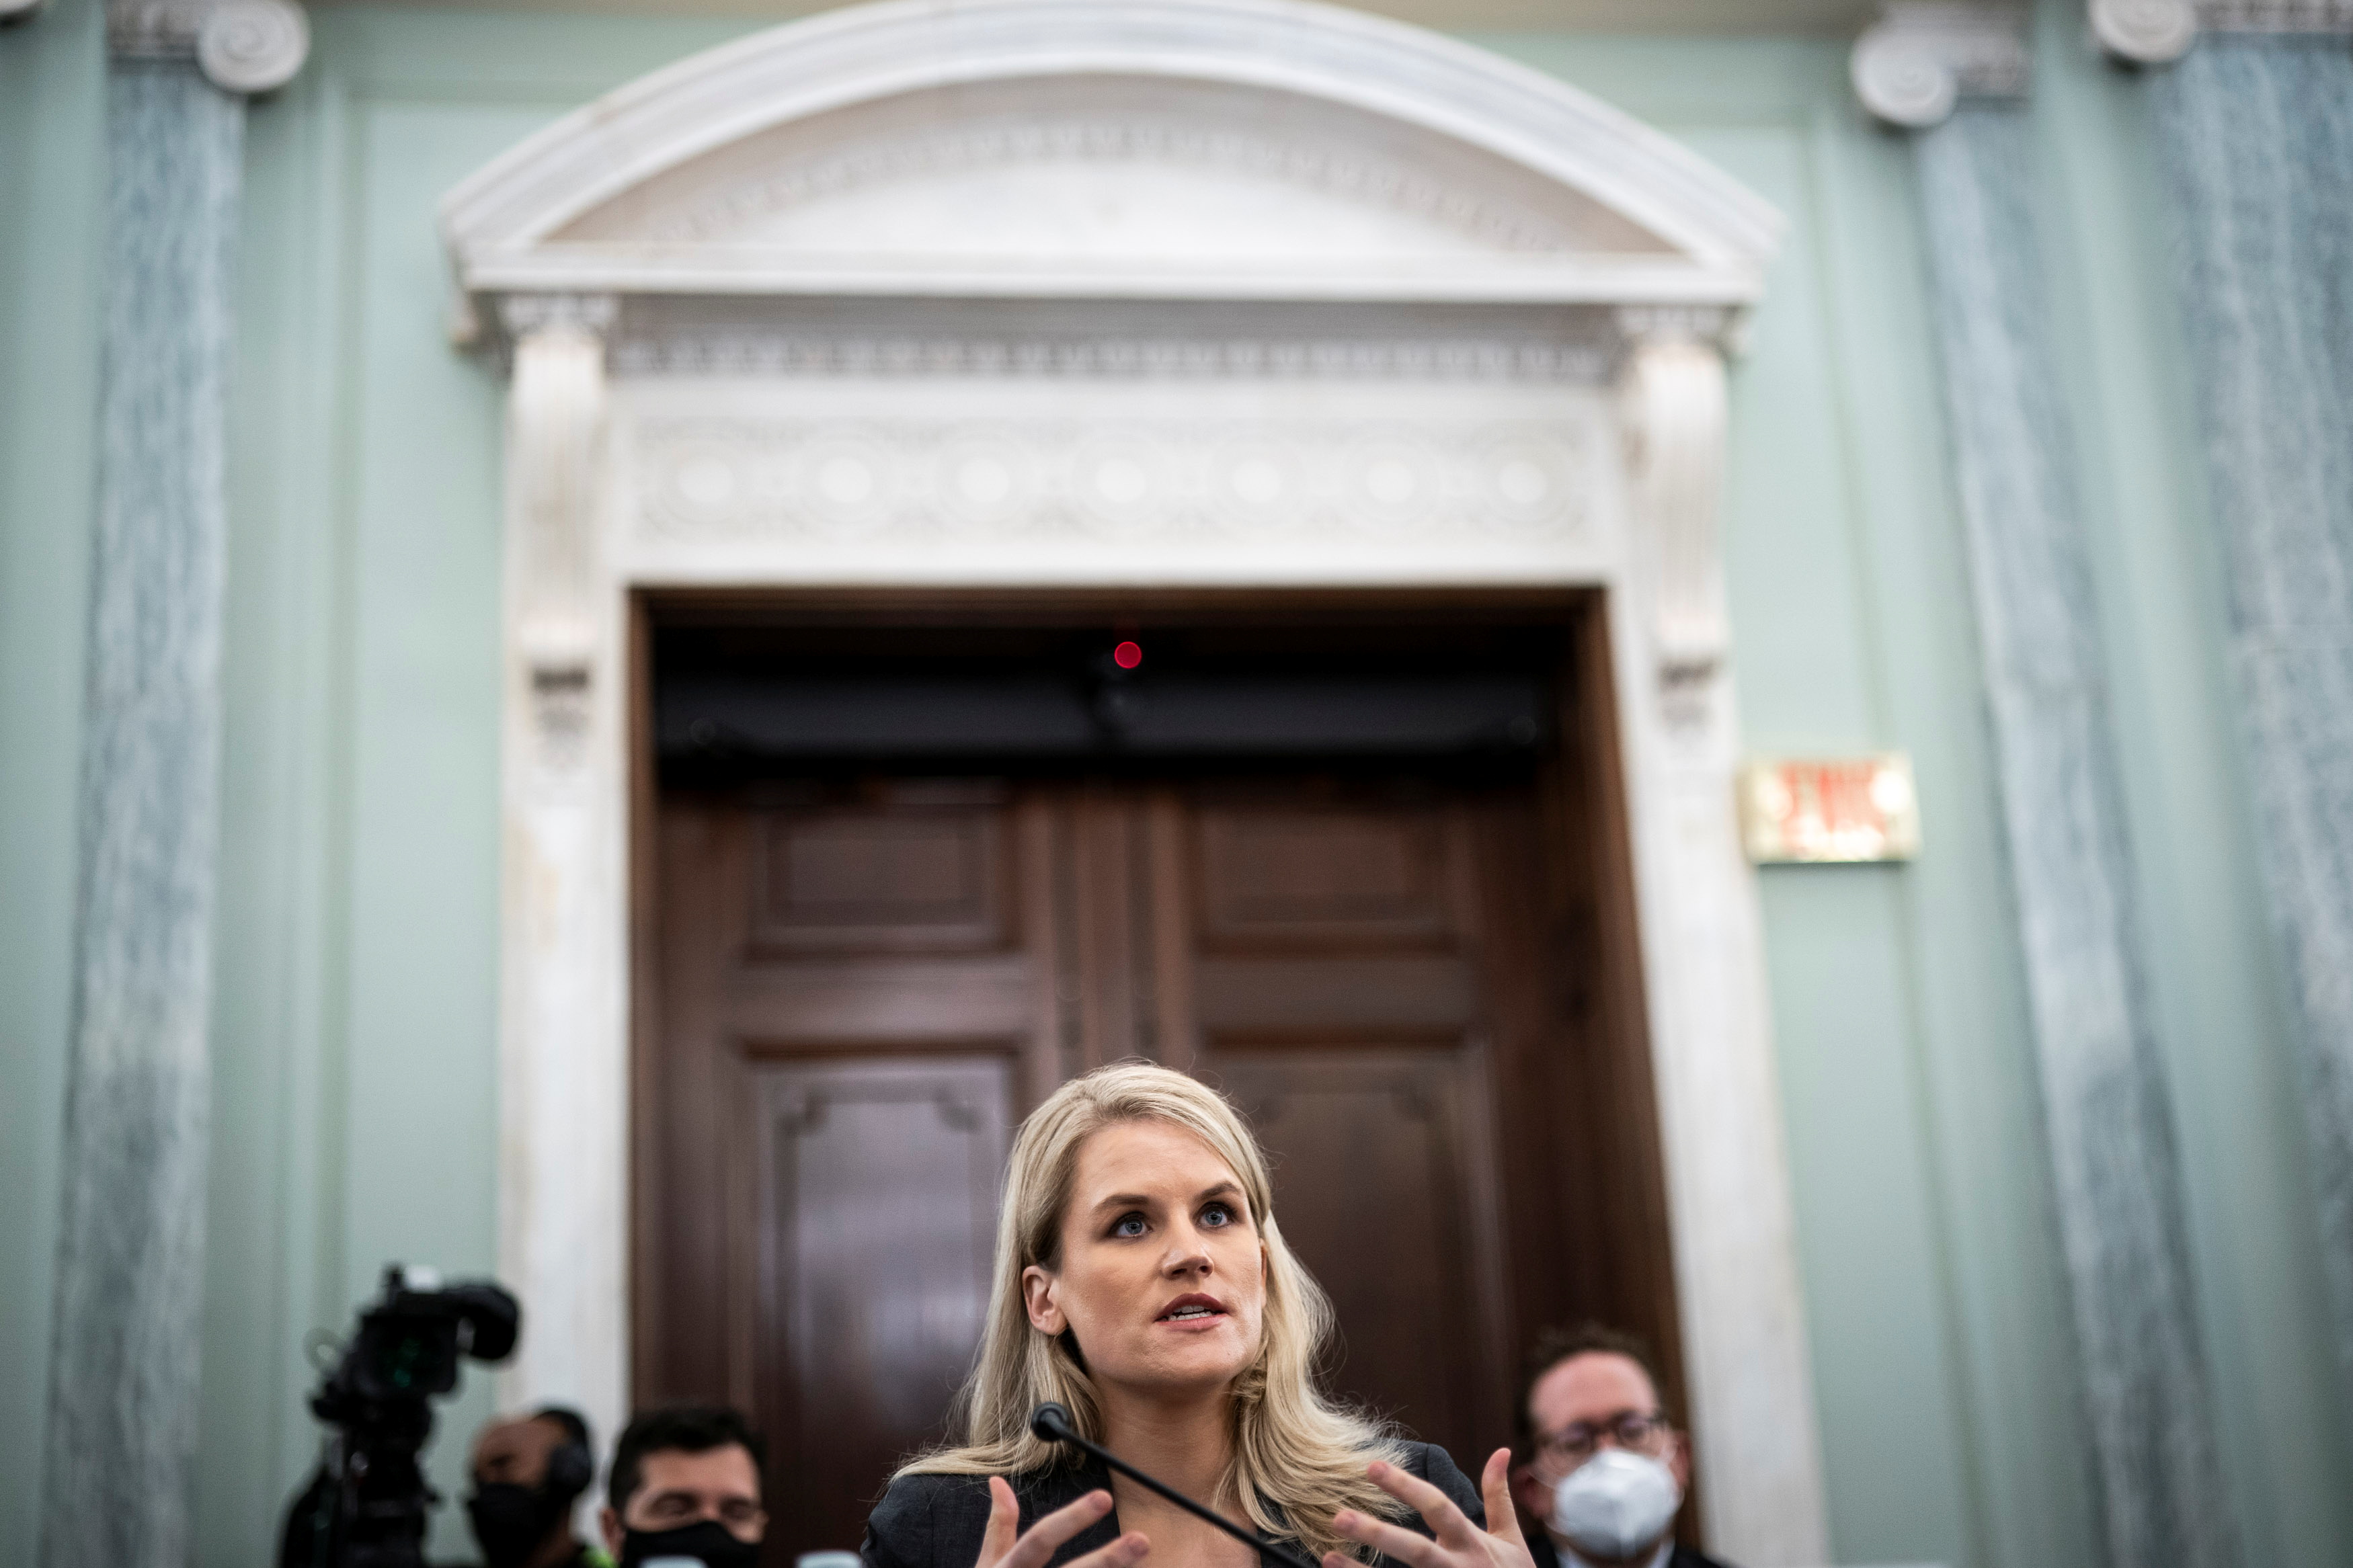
[1507,1326,1731,1568]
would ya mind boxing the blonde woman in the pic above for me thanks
[860,1063,1535,1568]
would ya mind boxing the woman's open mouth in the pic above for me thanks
[1155,1293,1229,1325]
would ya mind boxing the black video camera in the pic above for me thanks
[279,1264,522,1568]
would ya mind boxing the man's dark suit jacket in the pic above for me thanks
[861,1442,1482,1568]
[1522,1524,1733,1568]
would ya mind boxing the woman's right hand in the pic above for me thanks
[976,1477,1150,1568]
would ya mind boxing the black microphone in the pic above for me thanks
[1028,1403,1322,1568]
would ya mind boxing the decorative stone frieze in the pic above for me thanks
[611,329,1611,384]
[1850,4,2031,128]
[628,413,1595,549]
[106,0,308,93]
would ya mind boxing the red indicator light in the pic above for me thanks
[1113,640,1144,670]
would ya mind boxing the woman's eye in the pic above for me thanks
[1112,1213,1147,1238]
[1201,1203,1233,1228]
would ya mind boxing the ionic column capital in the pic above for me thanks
[107,0,309,94]
[1850,3,2030,128]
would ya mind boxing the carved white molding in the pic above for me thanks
[1850,3,2031,128]
[438,0,1780,308]
[629,413,1593,550]
[1620,333,1730,686]
[2089,0,2353,63]
[505,301,611,679]
[107,0,308,93]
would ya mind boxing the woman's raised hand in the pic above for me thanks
[976,1477,1150,1568]
[1324,1453,1533,1568]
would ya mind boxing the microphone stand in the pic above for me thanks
[1028,1402,1323,1568]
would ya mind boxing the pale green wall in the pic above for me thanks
[3,7,2348,1568]
[0,0,104,1555]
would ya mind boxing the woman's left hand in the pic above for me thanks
[1325,1452,1533,1568]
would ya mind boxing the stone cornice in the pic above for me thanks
[2091,0,2353,64]
[1850,4,2031,128]
[106,0,308,93]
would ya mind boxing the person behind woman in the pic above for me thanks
[861,1062,1534,1568]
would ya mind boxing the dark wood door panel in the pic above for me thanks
[1189,955,1478,1035]
[752,804,1010,954]
[749,1055,1012,1559]
[1193,807,1459,948]
[1207,1044,1509,1463]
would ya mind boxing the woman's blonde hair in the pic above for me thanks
[899,1061,1408,1561]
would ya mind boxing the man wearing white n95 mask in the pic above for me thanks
[1507,1327,1731,1568]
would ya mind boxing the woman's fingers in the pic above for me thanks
[1331,1506,1445,1568]
[1362,1462,1484,1553]
[998,1489,1120,1568]
[1478,1450,1527,1551]
[1330,1510,1441,1568]
[978,1477,1021,1568]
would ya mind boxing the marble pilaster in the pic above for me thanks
[1847,10,2241,1555]
[2147,31,2353,1421]
[1909,102,2237,1568]
[41,59,243,1568]
[40,3,305,1560]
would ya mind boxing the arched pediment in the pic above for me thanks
[441,0,1780,307]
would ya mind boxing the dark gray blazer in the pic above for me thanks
[861,1442,1484,1568]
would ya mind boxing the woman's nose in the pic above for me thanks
[1163,1229,1212,1274]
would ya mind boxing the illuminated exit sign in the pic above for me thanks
[1739,753,1921,864]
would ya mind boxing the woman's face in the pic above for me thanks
[1023,1118,1268,1401]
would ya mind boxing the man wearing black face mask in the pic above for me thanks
[464,1407,604,1568]
[599,1405,769,1568]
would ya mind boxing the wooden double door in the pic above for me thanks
[640,768,1678,1559]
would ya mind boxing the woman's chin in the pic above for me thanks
[1103,1337,1255,1395]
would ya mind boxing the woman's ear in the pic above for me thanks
[1022,1264,1065,1334]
